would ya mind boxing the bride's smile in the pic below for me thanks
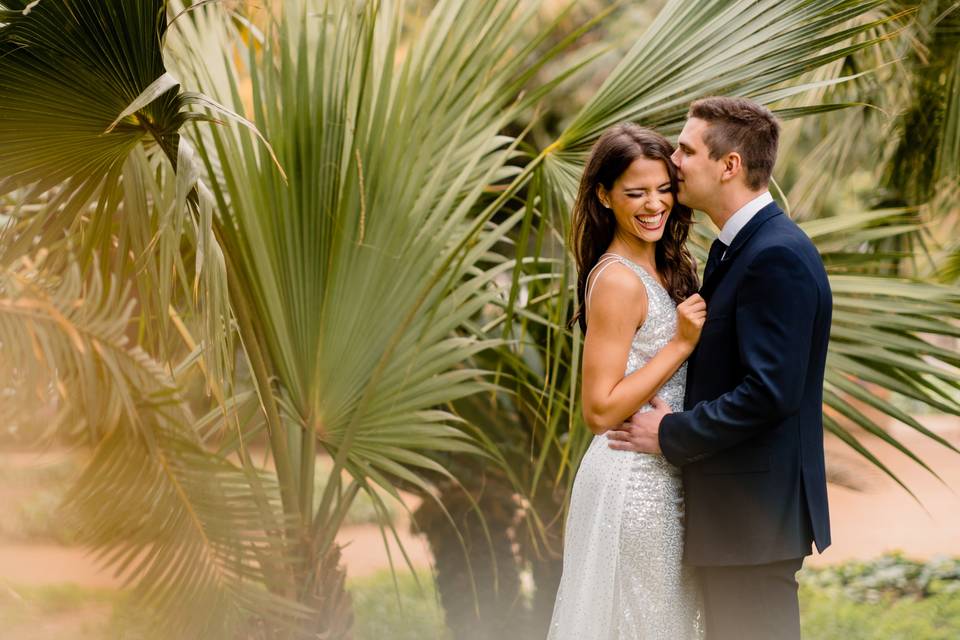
[633,210,667,231]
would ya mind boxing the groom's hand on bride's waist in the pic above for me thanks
[606,397,671,455]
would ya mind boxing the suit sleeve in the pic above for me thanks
[659,245,820,467]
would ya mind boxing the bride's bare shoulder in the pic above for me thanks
[586,262,648,332]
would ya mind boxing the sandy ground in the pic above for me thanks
[1,414,959,590]
[0,503,431,588]
[809,413,960,566]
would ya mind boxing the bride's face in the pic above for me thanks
[597,157,674,244]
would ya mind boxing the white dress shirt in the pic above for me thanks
[718,191,773,258]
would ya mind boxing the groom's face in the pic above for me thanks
[671,118,721,211]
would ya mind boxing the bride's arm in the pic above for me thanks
[582,265,704,435]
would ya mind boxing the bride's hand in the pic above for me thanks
[673,293,706,351]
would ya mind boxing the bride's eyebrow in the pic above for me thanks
[624,182,671,191]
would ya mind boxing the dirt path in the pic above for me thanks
[1,415,958,590]
[0,503,430,588]
[809,413,960,566]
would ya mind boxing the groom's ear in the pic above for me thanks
[719,151,744,183]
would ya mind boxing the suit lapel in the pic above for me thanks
[700,202,783,299]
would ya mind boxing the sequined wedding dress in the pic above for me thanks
[547,253,703,640]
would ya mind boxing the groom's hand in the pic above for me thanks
[606,396,672,454]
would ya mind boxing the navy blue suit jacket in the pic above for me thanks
[659,202,832,566]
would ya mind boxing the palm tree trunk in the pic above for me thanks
[304,542,354,640]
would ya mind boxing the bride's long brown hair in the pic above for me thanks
[568,124,699,334]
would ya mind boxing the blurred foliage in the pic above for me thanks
[349,570,451,640]
[803,552,960,602]
[800,587,960,639]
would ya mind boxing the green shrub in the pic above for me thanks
[799,554,960,639]
[801,585,960,639]
[801,553,960,602]
[348,569,450,640]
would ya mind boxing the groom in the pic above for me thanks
[606,97,832,639]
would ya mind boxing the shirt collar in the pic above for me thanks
[717,191,774,246]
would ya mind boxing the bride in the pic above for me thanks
[548,124,705,639]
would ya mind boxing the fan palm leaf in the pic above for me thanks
[0,0,237,392]
[0,251,305,637]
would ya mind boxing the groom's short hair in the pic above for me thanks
[688,97,780,190]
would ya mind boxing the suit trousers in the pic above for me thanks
[698,556,805,640]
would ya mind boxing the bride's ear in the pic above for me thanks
[596,184,611,209]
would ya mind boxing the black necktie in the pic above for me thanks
[703,238,727,282]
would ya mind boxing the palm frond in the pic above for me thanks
[0,0,236,392]
[0,0,183,188]
[162,0,588,526]
[0,252,305,637]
